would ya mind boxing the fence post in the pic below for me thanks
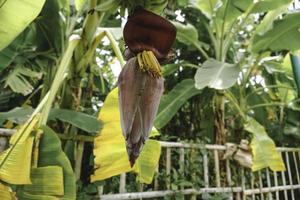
[280,152,288,200]
[119,173,126,193]
[266,168,273,200]
[179,147,185,190]
[258,171,265,200]
[166,147,171,190]
[274,170,279,200]
[285,151,295,200]
[214,150,221,187]
[203,151,209,188]
[250,172,255,200]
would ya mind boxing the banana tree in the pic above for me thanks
[0,0,178,197]
[165,0,300,171]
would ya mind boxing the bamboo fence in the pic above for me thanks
[99,141,300,200]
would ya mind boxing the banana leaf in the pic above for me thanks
[16,193,58,200]
[91,88,161,183]
[37,126,76,200]
[0,183,15,200]
[133,140,161,184]
[0,136,34,184]
[0,0,46,51]
[155,79,202,129]
[19,166,64,196]
[245,117,285,171]
[0,115,40,184]
[0,107,102,134]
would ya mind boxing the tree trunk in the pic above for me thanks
[214,91,226,145]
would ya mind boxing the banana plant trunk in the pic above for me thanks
[214,91,226,145]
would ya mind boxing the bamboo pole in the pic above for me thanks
[119,173,126,193]
[100,187,244,200]
[159,141,300,152]
[214,150,221,187]
[259,171,265,200]
[154,165,159,190]
[274,171,279,200]
[281,152,288,200]
[0,128,16,136]
[293,152,300,194]
[266,168,273,200]
[99,185,300,200]
[285,151,295,200]
[226,159,234,200]
[75,141,84,180]
[166,148,171,190]
[250,172,255,200]
[241,168,246,200]
[203,151,209,188]
[179,147,185,190]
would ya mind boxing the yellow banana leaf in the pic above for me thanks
[10,114,39,144]
[16,126,76,200]
[0,115,40,184]
[0,136,34,184]
[134,140,161,184]
[91,88,161,183]
[245,117,285,171]
[0,183,15,200]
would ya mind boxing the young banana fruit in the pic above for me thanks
[118,8,176,166]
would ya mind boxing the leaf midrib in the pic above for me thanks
[209,62,227,87]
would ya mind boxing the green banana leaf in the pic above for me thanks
[36,125,76,200]
[0,107,102,134]
[255,4,289,36]
[23,166,64,196]
[0,0,46,51]
[0,24,36,72]
[155,79,202,129]
[0,0,68,73]
[233,0,292,13]
[75,0,86,11]
[3,65,42,96]
[16,193,58,200]
[91,88,161,184]
[194,59,240,90]
[49,109,102,134]
[190,0,219,19]
[252,12,300,53]
[94,0,120,12]
[19,166,64,196]
[173,21,209,51]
